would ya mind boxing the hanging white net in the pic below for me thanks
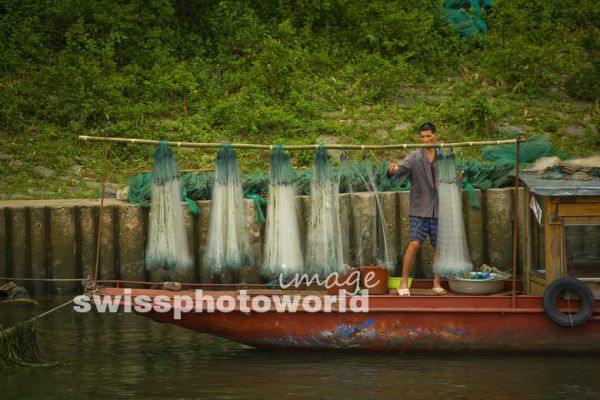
[204,144,252,273]
[261,146,304,276]
[306,145,345,275]
[432,152,473,277]
[145,141,192,272]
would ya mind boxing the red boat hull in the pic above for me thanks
[96,287,600,353]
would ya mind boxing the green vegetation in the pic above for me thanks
[0,0,598,199]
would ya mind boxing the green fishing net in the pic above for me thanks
[127,137,570,218]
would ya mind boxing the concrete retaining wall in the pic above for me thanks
[0,188,525,294]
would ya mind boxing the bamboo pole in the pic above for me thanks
[512,133,522,308]
[79,135,527,150]
[127,168,213,175]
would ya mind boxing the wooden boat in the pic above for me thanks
[94,278,600,353]
[86,137,600,353]
[92,171,600,353]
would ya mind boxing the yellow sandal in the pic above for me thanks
[432,286,447,295]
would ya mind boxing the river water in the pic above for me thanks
[1,296,599,400]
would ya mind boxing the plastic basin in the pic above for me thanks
[388,277,413,289]
[446,273,509,295]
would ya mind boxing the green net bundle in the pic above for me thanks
[482,135,568,164]
[444,0,493,38]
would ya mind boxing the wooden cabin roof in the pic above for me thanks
[520,174,600,196]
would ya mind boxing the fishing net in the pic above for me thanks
[339,154,396,270]
[0,321,41,368]
[130,161,409,199]
[182,172,213,201]
[204,144,252,273]
[127,135,570,221]
[433,152,473,277]
[261,146,304,276]
[444,0,493,38]
[242,172,269,223]
[127,172,152,207]
[338,155,410,194]
[145,141,192,272]
[306,146,345,275]
[127,158,515,213]
[128,172,202,214]
[482,135,569,164]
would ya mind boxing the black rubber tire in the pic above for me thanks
[543,277,595,328]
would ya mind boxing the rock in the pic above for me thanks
[317,134,339,144]
[565,125,585,136]
[316,135,342,160]
[554,111,567,119]
[547,86,569,99]
[9,193,32,200]
[102,187,117,198]
[423,95,446,105]
[392,97,416,106]
[11,160,23,167]
[70,165,83,174]
[116,186,129,201]
[33,165,56,178]
[85,181,102,189]
[394,122,412,131]
[498,125,524,135]
[569,100,591,111]
[0,281,31,299]
[320,109,345,117]
[359,105,371,111]
[0,152,10,160]
[375,128,389,139]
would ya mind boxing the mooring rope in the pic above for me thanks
[24,290,98,324]
[0,277,85,282]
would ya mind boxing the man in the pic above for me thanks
[387,122,447,296]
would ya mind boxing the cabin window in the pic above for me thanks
[530,195,545,276]
[564,225,600,278]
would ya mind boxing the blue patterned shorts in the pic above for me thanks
[409,216,438,246]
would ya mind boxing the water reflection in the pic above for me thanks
[1,297,599,399]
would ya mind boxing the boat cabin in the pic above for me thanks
[520,175,600,298]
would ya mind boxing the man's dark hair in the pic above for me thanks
[419,122,436,133]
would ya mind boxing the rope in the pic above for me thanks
[25,290,97,324]
[566,289,574,328]
[0,277,85,282]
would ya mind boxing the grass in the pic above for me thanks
[0,77,597,200]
